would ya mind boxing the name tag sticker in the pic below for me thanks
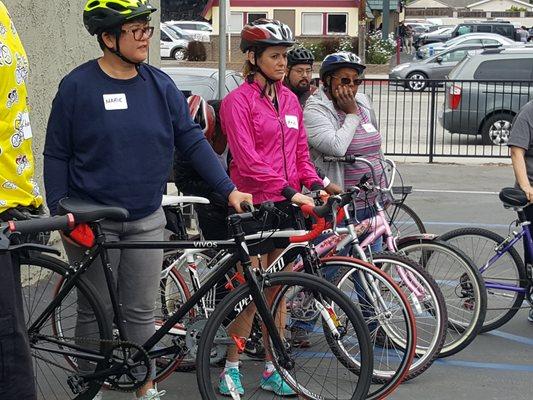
[20,112,33,139]
[362,123,377,133]
[285,115,298,129]
[103,93,128,111]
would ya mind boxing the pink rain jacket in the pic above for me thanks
[220,80,322,204]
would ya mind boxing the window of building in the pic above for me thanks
[327,13,347,34]
[228,12,243,33]
[302,12,323,35]
[247,12,267,24]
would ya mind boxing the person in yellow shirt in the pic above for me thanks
[0,1,42,221]
[0,2,38,399]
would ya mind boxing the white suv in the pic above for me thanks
[160,23,189,61]
[166,20,212,42]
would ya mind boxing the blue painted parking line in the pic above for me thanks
[487,330,533,346]
[435,359,533,373]
[424,221,510,229]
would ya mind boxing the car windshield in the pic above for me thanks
[163,27,181,41]
[166,24,189,39]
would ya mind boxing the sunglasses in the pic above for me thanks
[332,76,363,86]
[121,26,154,41]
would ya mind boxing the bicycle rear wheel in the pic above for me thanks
[439,227,527,332]
[397,239,487,357]
[20,253,112,400]
[196,272,373,400]
[322,257,416,400]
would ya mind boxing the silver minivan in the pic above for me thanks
[439,47,533,145]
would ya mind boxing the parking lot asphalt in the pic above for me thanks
[101,162,532,400]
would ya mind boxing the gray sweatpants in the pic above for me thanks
[63,208,165,376]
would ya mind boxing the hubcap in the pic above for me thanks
[488,119,511,145]
[408,74,426,90]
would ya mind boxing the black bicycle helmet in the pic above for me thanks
[319,51,366,82]
[287,47,314,67]
[83,0,157,36]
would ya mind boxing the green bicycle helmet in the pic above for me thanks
[83,0,157,36]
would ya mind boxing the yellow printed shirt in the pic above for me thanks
[0,1,42,213]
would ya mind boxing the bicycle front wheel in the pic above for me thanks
[196,272,373,400]
[387,201,426,238]
[439,227,527,332]
[397,238,487,357]
[20,253,112,400]
[323,257,416,400]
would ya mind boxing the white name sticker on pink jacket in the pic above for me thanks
[285,115,298,129]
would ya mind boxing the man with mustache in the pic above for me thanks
[284,47,316,108]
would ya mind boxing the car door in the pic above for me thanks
[429,48,471,79]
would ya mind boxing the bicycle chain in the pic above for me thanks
[33,333,151,393]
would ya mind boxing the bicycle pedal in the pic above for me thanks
[67,375,84,395]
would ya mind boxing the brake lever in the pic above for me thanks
[332,206,339,236]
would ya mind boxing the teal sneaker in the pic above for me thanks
[219,368,244,397]
[260,370,296,396]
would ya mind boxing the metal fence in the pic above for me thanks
[359,78,533,162]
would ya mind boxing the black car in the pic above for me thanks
[415,26,454,49]
[451,22,517,41]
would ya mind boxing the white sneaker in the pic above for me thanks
[135,388,166,400]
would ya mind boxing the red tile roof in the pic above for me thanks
[202,0,361,17]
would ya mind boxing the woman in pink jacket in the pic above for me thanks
[219,19,324,396]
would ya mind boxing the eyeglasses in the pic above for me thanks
[292,68,313,76]
[121,26,154,41]
[332,76,363,86]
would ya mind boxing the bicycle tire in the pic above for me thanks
[155,249,230,376]
[397,239,487,357]
[439,227,527,332]
[319,257,416,400]
[364,252,447,380]
[20,253,112,400]
[388,201,426,238]
[196,272,373,400]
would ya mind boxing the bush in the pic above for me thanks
[366,31,395,64]
[299,36,359,61]
[187,41,207,61]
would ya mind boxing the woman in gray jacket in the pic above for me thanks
[303,52,386,241]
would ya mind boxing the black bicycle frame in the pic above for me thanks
[28,214,299,381]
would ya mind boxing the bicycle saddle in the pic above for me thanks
[499,187,528,208]
[57,197,130,223]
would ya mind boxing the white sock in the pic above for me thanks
[224,361,240,372]
[264,361,275,374]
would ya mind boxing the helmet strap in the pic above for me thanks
[99,31,142,68]
[252,51,278,98]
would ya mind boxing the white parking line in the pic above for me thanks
[414,189,499,195]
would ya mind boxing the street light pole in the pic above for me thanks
[382,0,390,42]
[218,0,228,100]
[358,0,366,64]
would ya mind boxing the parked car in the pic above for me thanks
[390,45,488,91]
[439,47,533,145]
[166,20,212,42]
[414,26,454,49]
[162,67,243,100]
[160,23,190,61]
[416,32,518,59]
[450,22,517,41]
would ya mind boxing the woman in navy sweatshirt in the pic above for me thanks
[43,2,251,399]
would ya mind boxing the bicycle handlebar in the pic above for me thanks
[4,214,76,235]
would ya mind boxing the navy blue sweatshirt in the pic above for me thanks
[44,60,235,220]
